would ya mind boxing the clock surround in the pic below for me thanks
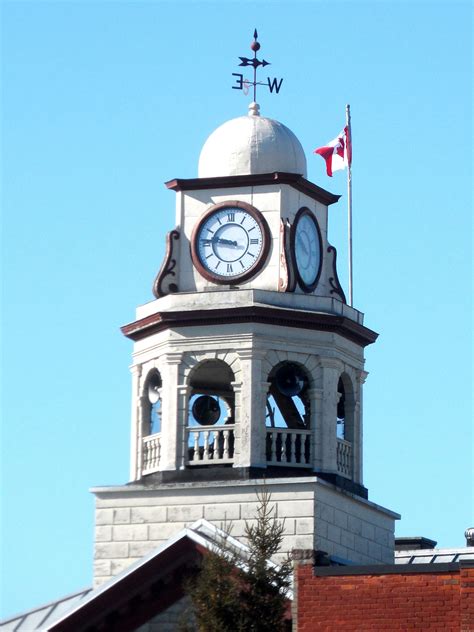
[291,206,323,293]
[190,200,271,285]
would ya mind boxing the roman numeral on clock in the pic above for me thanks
[227,263,233,273]
[250,238,258,244]
[227,212,235,222]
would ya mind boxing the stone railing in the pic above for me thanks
[266,428,311,467]
[142,433,161,474]
[336,438,352,478]
[187,425,235,465]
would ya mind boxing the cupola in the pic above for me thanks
[198,102,307,178]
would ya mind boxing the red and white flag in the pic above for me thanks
[314,126,352,177]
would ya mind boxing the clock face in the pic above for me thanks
[292,208,322,292]
[191,202,270,284]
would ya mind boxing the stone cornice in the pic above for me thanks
[121,305,378,348]
[165,172,340,206]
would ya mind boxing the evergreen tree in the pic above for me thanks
[185,489,292,631]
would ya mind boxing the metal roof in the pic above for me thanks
[395,547,474,565]
[0,519,275,632]
[0,588,92,632]
[4,528,472,630]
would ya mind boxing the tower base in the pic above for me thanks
[91,476,399,587]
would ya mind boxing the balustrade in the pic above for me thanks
[266,428,311,467]
[142,433,161,474]
[336,438,352,478]
[187,425,235,465]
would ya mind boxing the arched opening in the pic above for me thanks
[186,360,235,465]
[141,369,162,475]
[337,373,355,442]
[265,362,311,467]
[336,373,355,479]
[337,377,346,439]
[143,370,162,436]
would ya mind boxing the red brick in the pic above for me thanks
[294,565,467,631]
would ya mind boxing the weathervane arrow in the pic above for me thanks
[238,56,270,69]
[231,29,283,102]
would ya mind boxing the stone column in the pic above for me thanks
[230,379,243,466]
[159,351,183,471]
[319,359,343,473]
[176,383,190,470]
[308,387,324,472]
[238,349,268,468]
[129,363,142,481]
[353,370,368,484]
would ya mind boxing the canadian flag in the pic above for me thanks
[314,126,352,177]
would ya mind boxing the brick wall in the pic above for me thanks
[293,555,474,631]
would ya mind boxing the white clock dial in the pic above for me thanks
[293,210,322,291]
[192,203,270,284]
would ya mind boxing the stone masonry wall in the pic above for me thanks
[92,477,398,587]
[315,484,395,565]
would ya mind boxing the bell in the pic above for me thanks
[147,374,162,404]
[192,395,220,425]
[274,364,306,397]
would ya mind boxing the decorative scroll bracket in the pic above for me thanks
[327,245,347,303]
[152,229,180,298]
[279,218,296,292]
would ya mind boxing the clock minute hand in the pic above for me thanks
[297,235,309,256]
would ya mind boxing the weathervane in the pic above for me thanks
[232,29,283,101]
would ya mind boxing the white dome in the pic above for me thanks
[198,102,307,178]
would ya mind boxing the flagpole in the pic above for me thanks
[346,104,353,307]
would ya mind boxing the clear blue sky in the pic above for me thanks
[1,0,472,620]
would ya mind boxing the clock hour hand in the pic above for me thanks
[216,237,238,246]
[201,237,245,249]
[201,237,238,246]
[215,238,246,250]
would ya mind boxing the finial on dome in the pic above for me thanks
[248,102,260,117]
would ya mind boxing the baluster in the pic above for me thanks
[156,438,161,467]
[203,431,210,461]
[290,433,296,464]
[223,429,229,459]
[193,431,200,462]
[147,441,152,469]
[212,431,219,460]
[277,432,284,462]
[269,432,275,462]
[143,442,148,469]
[149,441,155,468]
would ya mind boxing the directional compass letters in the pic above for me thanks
[232,29,283,100]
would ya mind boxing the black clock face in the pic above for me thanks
[292,208,322,292]
[191,202,270,284]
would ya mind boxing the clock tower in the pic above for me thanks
[91,101,399,588]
